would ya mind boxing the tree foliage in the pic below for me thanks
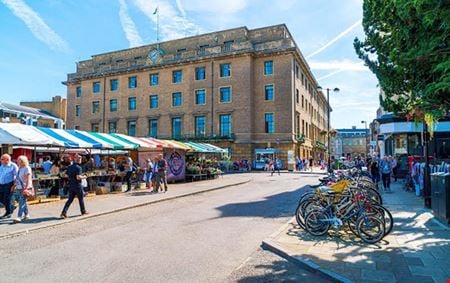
[354,0,450,123]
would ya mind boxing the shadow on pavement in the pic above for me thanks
[279,213,450,282]
[215,185,311,219]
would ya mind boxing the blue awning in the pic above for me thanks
[37,127,80,148]
[66,130,104,148]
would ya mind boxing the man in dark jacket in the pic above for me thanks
[155,154,168,192]
[60,155,88,218]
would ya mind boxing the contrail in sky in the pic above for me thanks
[306,19,362,59]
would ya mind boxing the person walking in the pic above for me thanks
[12,155,33,223]
[0,154,18,219]
[271,157,280,176]
[60,155,88,218]
[144,158,154,190]
[391,156,398,182]
[370,159,381,190]
[380,156,392,192]
[124,154,133,192]
[309,157,314,172]
[156,154,168,192]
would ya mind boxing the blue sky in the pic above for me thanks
[0,0,379,129]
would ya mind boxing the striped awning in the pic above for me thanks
[0,123,63,146]
[37,127,100,148]
[89,132,139,149]
[111,134,158,149]
[66,130,112,149]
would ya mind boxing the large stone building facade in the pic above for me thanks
[64,25,329,167]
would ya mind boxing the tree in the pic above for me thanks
[354,0,450,127]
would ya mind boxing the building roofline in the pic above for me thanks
[88,25,254,59]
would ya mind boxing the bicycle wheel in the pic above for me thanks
[295,198,322,229]
[371,204,394,236]
[356,215,385,244]
[304,210,330,236]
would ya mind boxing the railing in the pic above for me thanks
[157,133,235,141]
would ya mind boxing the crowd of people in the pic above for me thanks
[361,155,398,193]
[0,152,170,222]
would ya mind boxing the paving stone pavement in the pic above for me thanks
[263,180,450,283]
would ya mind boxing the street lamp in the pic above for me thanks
[317,86,339,172]
[361,120,368,158]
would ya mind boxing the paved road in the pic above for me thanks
[0,173,325,282]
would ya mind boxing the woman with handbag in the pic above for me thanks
[12,155,34,223]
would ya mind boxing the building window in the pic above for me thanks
[220,63,231,77]
[93,82,100,93]
[223,40,233,52]
[198,44,209,56]
[110,99,118,112]
[76,86,82,97]
[195,89,206,105]
[172,117,182,138]
[302,95,304,108]
[265,113,274,133]
[110,79,118,91]
[149,119,158,137]
[92,101,100,113]
[264,85,274,101]
[149,95,158,109]
[172,70,182,83]
[195,116,206,137]
[128,97,137,111]
[127,120,136,136]
[301,73,305,85]
[128,76,137,89]
[296,89,299,104]
[150,73,159,86]
[172,92,182,107]
[195,67,206,80]
[219,86,231,103]
[108,121,117,133]
[264,61,273,75]
[295,65,299,79]
[75,105,80,117]
[91,123,99,132]
[219,114,231,137]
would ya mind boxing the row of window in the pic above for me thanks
[75,61,274,97]
[89,113,275,138]
[75,85,275,115]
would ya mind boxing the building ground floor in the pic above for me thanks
[207,140,326,170]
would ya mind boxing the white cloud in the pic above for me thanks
[306,19,361,59]
[2,0,70,52]
[118,0,144,48]
[132,0,203,41]
[175,0,186,17]
[310,59,368,71]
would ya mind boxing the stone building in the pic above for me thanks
[20,95,67,122]
[64,24,329,167]
[331,127,369,159]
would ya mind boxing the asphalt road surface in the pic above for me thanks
[0,173,327,282]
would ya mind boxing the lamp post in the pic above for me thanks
[317,86,339,172]
[361,120,368,158]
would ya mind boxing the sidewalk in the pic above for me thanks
[0,174,251,238]
[262,181,450,283]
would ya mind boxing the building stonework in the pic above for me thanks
[20,95,67,122]
[64,24,329,166]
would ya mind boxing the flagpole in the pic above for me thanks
[155,7,159,48]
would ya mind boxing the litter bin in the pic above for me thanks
[430,172,450,226]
